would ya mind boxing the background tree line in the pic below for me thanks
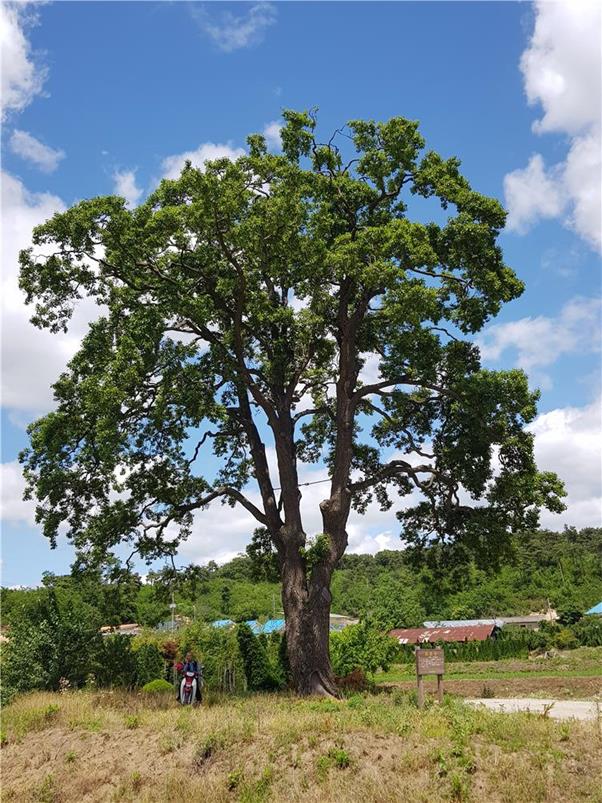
[3,527,601,633]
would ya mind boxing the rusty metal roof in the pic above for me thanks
[423,614,553,628]
[389,624,496,644]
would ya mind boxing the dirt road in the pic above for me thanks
[465,698,601,721]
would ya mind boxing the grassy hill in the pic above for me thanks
[3,686,602,803]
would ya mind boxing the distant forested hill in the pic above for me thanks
[3,528,601,631]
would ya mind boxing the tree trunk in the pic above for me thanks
[281,555,338,697]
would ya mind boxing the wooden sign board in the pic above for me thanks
[416,647,444,676]
[415,647,444,708]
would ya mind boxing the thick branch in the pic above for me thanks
[352,377,454,403]
[348,459,442,494]
[144,485,268,538]
[235,383,284,538]
[292,406,335,425]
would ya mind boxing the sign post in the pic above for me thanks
[415,647,445,708]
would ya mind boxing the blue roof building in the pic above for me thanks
[210,618,284,634]
[245,619,285,635]
[258,618,286,634]
[585,602,602,616]
[210,615,357,633]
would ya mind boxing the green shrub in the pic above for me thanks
[571,616,602,647]
[134,642,165,687]
[236,623,281,691]
[131,630,179,680]
[34,773,57,803]
[178,621,245,692]
[2,591,101,692]
[0,683,16,708]
[227,769,243,791]
[554,628,579,650]
[330,621,397,676]
[330,747,351,769]
[316,747,352,778]
[130,771,142,792]
[94,634,137,688]
[556,599,583,626]
[141,678,173,694]
[278,633,291,686]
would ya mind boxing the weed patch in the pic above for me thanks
[34,773,58,803]
[227,768,244,791]
[192,732,225,770]
[10,702,61,740]
[238,766,273,803]
[130,771,143,792]
[316,746,352,779]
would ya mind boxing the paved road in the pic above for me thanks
[465,698,600,721]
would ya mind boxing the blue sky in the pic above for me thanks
[2,1,601,586]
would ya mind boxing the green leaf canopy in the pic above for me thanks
[19,110,565,572]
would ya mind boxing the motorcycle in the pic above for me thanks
[179,670,197,705]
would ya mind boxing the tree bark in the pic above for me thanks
[280,548,339,697]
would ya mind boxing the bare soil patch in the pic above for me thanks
[383,675,602,699]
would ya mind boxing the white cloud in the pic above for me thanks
[358,352,381,388]
[9,129,65,173]
[562,129,602,250]
[0,2,47,120]
[528,397,602,530]
[1,171,98,414]
[504,154,564,233]
[520,1,601,136]
[0,10,93,421]
[263,120,282,149]
[192,2,276,53]
[0,461,35,526]
[478,296,601,387]
[112,169,143,208]
[347,529,396,555]
[504,0,602,252]
[161,142,245,181]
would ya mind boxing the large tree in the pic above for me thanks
[19,111,565,695]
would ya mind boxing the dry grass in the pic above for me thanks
[2,689,601,802]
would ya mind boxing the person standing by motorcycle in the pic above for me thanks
[176,651,203,703]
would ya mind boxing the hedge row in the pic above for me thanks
[1,618,287,702]
[394,617,602,663]
[4,612,600,704]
